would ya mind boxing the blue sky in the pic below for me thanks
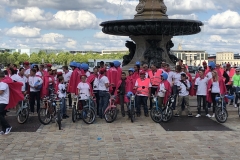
[0,0,240,55]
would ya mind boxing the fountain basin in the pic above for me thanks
[100,19,203,36]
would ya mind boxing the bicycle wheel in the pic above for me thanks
[104,107,117,123]
[82,107,96,124]
[72,105,77,123]
[150,107,163,123]
[17,108,29,124]
[38,108,52,125]
[215,107,228,123]
[162,107,173,122]
[57,110,62,130]
[130,104,135,123]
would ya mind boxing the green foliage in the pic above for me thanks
[0,51,128,66]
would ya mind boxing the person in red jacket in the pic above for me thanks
[107,62,118,95]
[127,68,135,93]
[67,62,80,95]
[114,72,129,117]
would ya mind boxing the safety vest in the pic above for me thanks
[148,69,162,86]
[227,68,236,85]
[136,78,150,96]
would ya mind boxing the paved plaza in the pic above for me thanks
[1,97,240,160]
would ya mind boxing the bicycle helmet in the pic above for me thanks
[113,61,121,67]
[128,68,134,72]
[161,72,168,80]
[76,63,81,69]
[208,61,216,69]
[136,61,140,66]
[30,64,36,69]
[81,63,89,70]
[70,62,77,67]
[127,91,133,98]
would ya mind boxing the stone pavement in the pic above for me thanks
[1,97,240,160]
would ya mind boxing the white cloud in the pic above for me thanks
[5,26,41,37]
[65,39,77,49]
[0,6,5,17]
[36,10,99,30]
[169,14,198,20]
[209,35,228,43]
[9,7,52,22]
[208,10,240,29]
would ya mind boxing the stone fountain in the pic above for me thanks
[100,0,203,69]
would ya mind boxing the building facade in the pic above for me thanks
[216,52,240,65]
[171,50,208,66]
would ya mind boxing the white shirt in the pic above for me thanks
[36,71,42,77]
[63,71,72,83]
[206,71,212,81]
[98,76,109,91]
[0,82,9,104]
[173,72,182,85]
[10,74,18,82]
[28,76,43,92]
[24,68,30,76]
[58,83,66,98]
[77,82,90,100]
[167,71,175,86]
[177,80,190,96]
[86,71,90,77]
[211,81,220,93]
[12,74,27,91]
[93,77,99,90]
[195,77,208,95]
[158,83,166,97]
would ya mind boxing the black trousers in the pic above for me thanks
[0,104,10,132]
[93,90,100,115]
[30,91,41,113]
[197,95,208,114]
[149,87,158,109]
[68,93,72,107]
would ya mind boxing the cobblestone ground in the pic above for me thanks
[1,98,240,160]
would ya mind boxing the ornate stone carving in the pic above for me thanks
[158,0,167,15]
[135,0,146,14]
[166,40,178,64]
[122,41,136,66]
[144,39,164,66]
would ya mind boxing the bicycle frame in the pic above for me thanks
[128,94,135,111]
[16,95,29,115]
[104,96,116,114]
[152,95,162,113]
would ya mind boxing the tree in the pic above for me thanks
[6,55,16,64]
[29,53,41,63]
[17,53,29,64]
[56,52,68,65]
[13,52,20,60]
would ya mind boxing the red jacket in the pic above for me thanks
[67,68,80,94]
[114,79,130,104]
[157,80,171,105]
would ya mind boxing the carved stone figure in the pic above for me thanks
[144,39,164,66]
[135,0,146,14]
[166,40,178,64]
[158,0,167,15]
[122,41,136,66]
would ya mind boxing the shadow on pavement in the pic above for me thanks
[160,116,232,131]
[5,116,41,132]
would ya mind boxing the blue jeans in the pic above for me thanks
[99,91,110,117]
[135,95,148,114]
[60,97,66,117]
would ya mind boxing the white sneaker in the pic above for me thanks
[206,114,211,118]
[195,114,201,118]
[234,104,238,108]
[212,114,215,118]
[5,127,12,135]
[0,131,4,135]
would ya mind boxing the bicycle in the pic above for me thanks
[161,94,175,122]
[150,94,163,123]
[215,94,234,123]
[81,96,97,124]
[127,92,136,123]
[55,99,62,130]
[71,93,80,123]
[38,93,57,125]
[16,94,30,124]
[104,95,118,123]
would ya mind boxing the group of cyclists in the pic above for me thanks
[0,59,239,134]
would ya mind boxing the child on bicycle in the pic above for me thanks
[77,75,92,109]
[58,76,69,119]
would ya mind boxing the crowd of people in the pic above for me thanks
[0,59,239,134]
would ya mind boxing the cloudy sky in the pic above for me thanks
[0,0,239,54]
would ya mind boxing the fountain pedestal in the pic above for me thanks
[122,35,174,71]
